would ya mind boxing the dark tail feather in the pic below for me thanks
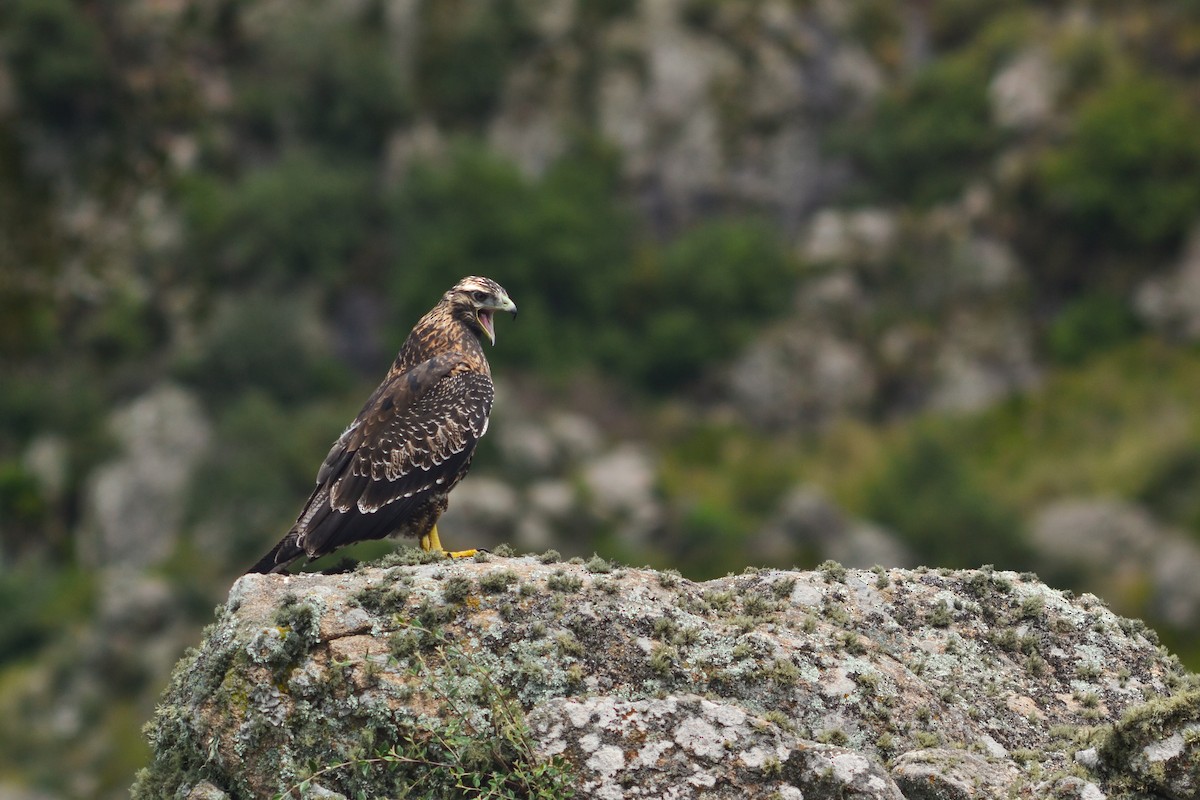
[246,530,306,574]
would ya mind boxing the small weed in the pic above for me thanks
[913,731,941,748]
[818,560,847,583]
[816,728,849,746]
[840,631,868,655]
[555,632,584,657]
[275,620,576,799]
[652,617,679,641]
[928,602,952,628]
[547,571,584,593]
[742,594,774,618]
[658,569,682,588]
[592,578,618,595]
[650,644,677,676]
[442,576,472,604]
[770,577,796,599]
[1019,594,1046,620]
[703,590,735,612]
[479,569,519,594]
[763,710,792,731]
[585,555,613,574]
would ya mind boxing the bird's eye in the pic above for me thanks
[471,290,488,302]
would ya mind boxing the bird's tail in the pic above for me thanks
[245,530,306,574]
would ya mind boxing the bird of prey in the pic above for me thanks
[246,276,516,574]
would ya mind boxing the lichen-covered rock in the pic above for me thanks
[134,556,1200,799]
[891,748,1020,798]
[1098,689,1200,800]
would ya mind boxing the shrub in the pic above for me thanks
[413,0,534,126]
[181,151,375,290]
[184,392,352,567]
[614,219,798,391]
[831,54,1001,207]
[1037,77,1200,252]
[861,430,1031,568]
[388,139,634,373]
[0,564,93,667]
[0,461,47,553]
[389,141,797,392]
[1045,293,1141,366]
[176,293,350,409]
[3,0,117,131]
[230,2,410,155]
[1137,448,1200,535]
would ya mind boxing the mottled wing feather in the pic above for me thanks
[297,358,493,558]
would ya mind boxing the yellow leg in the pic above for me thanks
[419,524,477,559]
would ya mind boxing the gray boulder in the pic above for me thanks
[1136,221,1200,341]
[1032,498,1200,629]
[79,385,210,570]
[135,557,1199,799]
[751,485,914,568]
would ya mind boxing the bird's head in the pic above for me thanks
[445,276,517,346]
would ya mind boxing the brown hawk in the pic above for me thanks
[246,276,516,574]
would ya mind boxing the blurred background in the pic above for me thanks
[4,0,1200,795]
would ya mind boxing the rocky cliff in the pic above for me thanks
[135,551,1200,799]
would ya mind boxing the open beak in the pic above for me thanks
[478,294,517,346]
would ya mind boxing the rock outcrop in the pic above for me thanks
[134,553,1200,799]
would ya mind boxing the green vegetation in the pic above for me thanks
[2,0,118,132]
[390,140,798,388]
[414,0,535,127]
[180,153,377,292]
[230,0,412,156]
[1018,74,1200,298]
[861,431,1030,569]
[1037,77,1200,252]
[832,52,1002,206]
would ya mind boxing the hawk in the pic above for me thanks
[246,276,516,574]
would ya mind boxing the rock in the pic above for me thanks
[989,49,1060,130]
[493,409,603,476]
[546,412,603,462]
[488,59,569,178]
[23,434,69,503]
[829,44,885,106]
[580,445,662,545]
[436,476,520,549]
[1099,689,1200,800]
[786,742,903,798]
[184,781,229,800]
[727,326,876,430]
[752,485,914,568]
[1031,499,1200,629]
[382,118,444,185]
[927,309,1040,413]
[802,208,898,264]
[1135,222,1200,341]
[79,385,211,570]
[0,782,61,800]
[135,559,1199,799]
[530,695,901,799]
[891,748,1020,798]
[1040,776,1108,799]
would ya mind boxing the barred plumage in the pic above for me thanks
[246,277,516,574]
